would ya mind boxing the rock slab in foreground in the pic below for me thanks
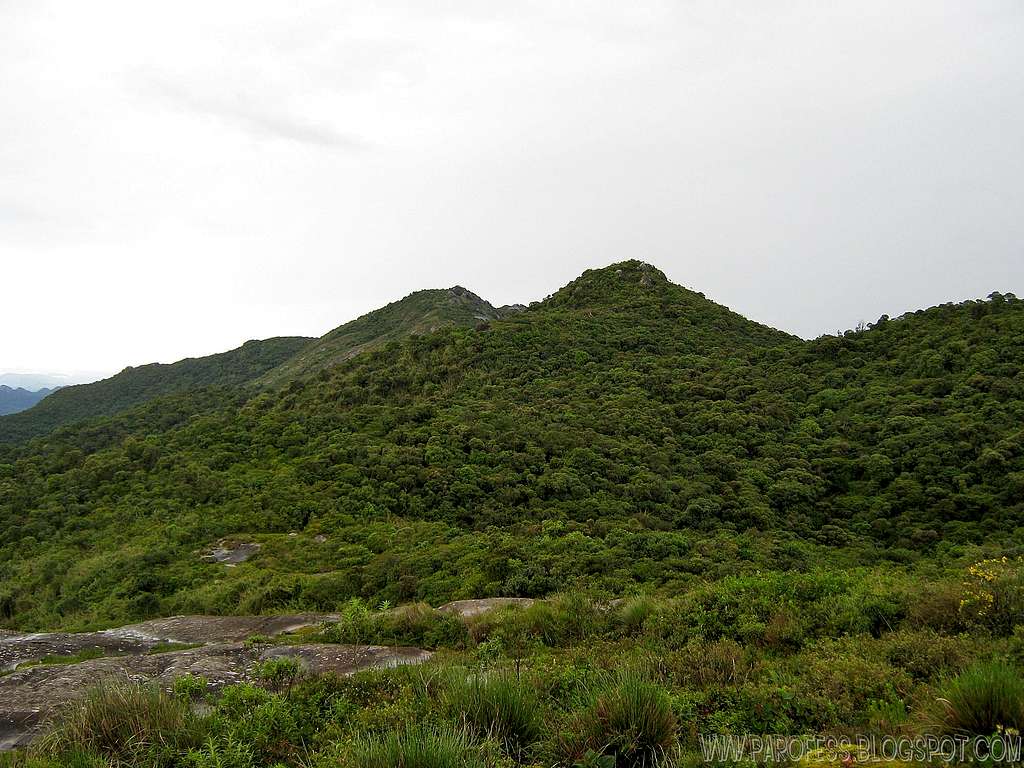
[0,613,340,672]
[0,642,430,749]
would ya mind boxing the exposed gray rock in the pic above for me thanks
[0,641,430,747]
[436,598,534,618]
[200,541,261,565]
[0,614,339,672]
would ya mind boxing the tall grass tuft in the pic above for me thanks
[615,597,660,636]
[557,671,677,767]
[935,661,1024,735]
[346,725,484,768]
[443,670,543,749]
[37,681,201,762]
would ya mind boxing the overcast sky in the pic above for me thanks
[2,0,1022,376]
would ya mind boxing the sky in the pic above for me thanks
[2,0,1022,377]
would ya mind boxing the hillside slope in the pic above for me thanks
[258,286,520,387]
[0,337,311,444]
[0,385,54,416]
[1,261,1022,630]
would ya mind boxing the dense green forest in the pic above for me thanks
[3,261,1024,767]
[0,337,311,444]
[0,261,1021,630]
[258,286,522,387]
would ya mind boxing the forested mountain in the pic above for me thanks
[0,337,310,444]
[0,288,517,446]
[0,385,54,416]
[0,261,1022,630]
[257,285,522,387]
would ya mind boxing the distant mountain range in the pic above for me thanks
[0,337,310,443]
[0,385,56,416]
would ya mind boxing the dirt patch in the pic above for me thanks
[0,642,430,747]
[436,598,535,618]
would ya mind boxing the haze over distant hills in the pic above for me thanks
[0,385,55,416]
[0,338,311,444]
[0,372,105,390]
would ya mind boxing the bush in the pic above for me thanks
[377,603,469,648]
[959,558,1024,636]
[493,593,607,648]
[253,656,301,694]
[934,661,1024,735]
[37,682,200,762]
[443,670,543,749]
[882,630,969,681]
[184,736,255,768]
[345,726,485,768]
[214,686,301,763]
[173,673,210,702]
[660,639,757,688]
[322,598,376,644]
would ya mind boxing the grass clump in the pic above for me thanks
[934,660,1024,735]
[558,672,677,767]
[36,681,201,762]
[442,670,543,750]
[615,597,661,636]
[345,726,484,768]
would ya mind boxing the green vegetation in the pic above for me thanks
[34,682,202,763]
[1,261,1022,630]
[6,583,1024,766]
[258,285,521,387]
[0,337,310,444]
[1,261,1024,764]
[933,661,1024,735]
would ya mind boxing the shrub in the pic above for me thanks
[377,603,469,648]
[37,682,200,762]
[322,598,376,644]
[253,656,301,694]
[882,630,969,681]
[505,593,607,647]
[173,673,210,702]
[184,736,255,768]
[792,644,912,728]
[907,581,964,632]
[345,726,485,768]
[443,670,543,749]
[959,558,1024,635]
[660,639,756,688]
[934,661,1024,735]
[211,683,302,763]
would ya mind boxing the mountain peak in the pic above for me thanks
[258,285,507,387]
[544,260,682,310]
